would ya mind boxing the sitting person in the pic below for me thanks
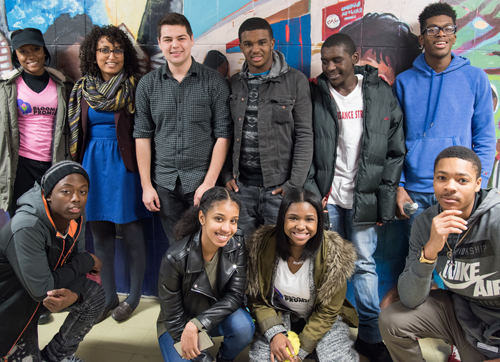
[246,188,359,362]
[157,186,254,362]
[380,146,500,362]
[0,161,105,362]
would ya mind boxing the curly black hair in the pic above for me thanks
[419,3,457,32]
[79,25,140,78]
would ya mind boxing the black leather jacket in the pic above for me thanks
[157,229,246,342]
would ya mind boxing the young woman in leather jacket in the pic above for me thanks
[157,186,255,362]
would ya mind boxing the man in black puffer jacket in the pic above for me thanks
[305,33,405,362]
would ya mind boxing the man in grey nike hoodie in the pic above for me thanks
[379,146,500,362]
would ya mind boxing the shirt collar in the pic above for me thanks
[162,57,200,80]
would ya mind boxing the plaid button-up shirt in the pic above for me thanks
[134,60,232,193]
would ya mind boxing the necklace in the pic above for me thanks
[292,260,305,265]
[445,226,472,264]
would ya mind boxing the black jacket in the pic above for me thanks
[0,184,95,357]
[305,65,405,225]
[157,229,246,342]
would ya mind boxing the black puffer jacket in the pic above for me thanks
[157,229,246,342]
[305,65,405,225]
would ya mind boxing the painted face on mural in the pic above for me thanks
[157,24,194,69]
[321,45,359,90]
[419,15,456,63]
[358,49,396,86]
[16,44,46,76]
[96,36,125,81]
[239,29,275,74]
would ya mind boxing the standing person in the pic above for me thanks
[0,161,105,362]
[379,146,500,362]
[246,188,359,362]
[305,33,405,362]
[222,17,313,239]
[394,3,495,227]
[68,25,151,323]
[134,13,232,242]
[0,28,73,217]
[157,187,254,362]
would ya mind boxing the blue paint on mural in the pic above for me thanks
[184,0,250,38]
[6,0,109,32]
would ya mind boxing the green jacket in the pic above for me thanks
[305,65,405,225]
[246,225,358,354]
[0,68,73,211]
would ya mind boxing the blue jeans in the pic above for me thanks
[327,204,381,344]
[234,183,283,239]
[158,308,255,362]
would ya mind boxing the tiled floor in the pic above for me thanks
[39,296,452,362]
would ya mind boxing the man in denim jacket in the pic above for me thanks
[222,17,313,238]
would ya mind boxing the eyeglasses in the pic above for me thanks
[421,25,457,36]
[97,48,124,56]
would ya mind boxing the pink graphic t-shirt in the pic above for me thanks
[16,76,58,162]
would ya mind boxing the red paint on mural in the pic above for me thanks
[322,0,364,40]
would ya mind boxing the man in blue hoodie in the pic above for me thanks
[394,3,495,229]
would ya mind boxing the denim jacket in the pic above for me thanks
[221,51,313,193]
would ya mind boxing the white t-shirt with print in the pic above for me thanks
[274,258,311,318]
[328,74,364,209]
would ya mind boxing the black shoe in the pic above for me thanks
[38,312,52,325]
[215,349,233,362]
[354,338,393,362]
[95,298,119,324]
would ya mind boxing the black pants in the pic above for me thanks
[9,156,51,217]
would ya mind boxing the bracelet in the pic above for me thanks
[419,246,437,264]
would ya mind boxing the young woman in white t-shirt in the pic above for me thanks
[246,188,360,362]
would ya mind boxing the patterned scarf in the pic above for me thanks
[68,68,137,159]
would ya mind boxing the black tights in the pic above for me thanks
[89,220,146,310]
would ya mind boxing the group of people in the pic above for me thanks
[0,2,498,362]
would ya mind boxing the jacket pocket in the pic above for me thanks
[271,98,294,124]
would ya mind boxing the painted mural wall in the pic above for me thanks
[1,0,499,296]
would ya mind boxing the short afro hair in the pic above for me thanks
[238,17,273,41]
[419,3,457,33]
[434,146,482,180]
[79,25,140,78]
[322,33,356,56]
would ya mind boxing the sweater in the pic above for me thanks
[393,53,495,192]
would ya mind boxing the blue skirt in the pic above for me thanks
[82,108,151,224]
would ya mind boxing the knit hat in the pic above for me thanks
[41,161,90,195]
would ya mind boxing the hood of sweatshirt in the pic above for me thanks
[15,183,56,232]
[240,49,289,80]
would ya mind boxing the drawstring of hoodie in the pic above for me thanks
[423,70,445,136]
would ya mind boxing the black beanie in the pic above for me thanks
[41,161,90,195]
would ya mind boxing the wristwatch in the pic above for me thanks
[419,246,437,264]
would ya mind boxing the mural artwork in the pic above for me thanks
[1,0,499,296]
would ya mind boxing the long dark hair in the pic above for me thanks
[275,188,324,261]
[173,187,242,241]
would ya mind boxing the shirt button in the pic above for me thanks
[237,243,241,246]
[194,284,198,288]
[232,265,237,269]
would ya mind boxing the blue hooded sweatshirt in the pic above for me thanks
[393,52,495,192]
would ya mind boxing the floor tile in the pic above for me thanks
[97,325,148,353]
[85,348,134,362]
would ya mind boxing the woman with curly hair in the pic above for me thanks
[246,188,360,362]
[0,28,73,217]
[68,25,151,322]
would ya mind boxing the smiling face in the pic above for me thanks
[158,24,194,69]
[16,44,46,76]
[321,45,359,91]
[45,173,89,231]
[434,157,481,219]
[199,200,240,250]
[419,15,456,64]
[239,29,275,74]
[284,202,318,249]
[96,36,125,81]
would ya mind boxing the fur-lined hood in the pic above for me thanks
[246,225,357,306]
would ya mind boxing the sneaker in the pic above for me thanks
[448,345,461,362]
[60,355,86,362]
[354,337,393,362]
